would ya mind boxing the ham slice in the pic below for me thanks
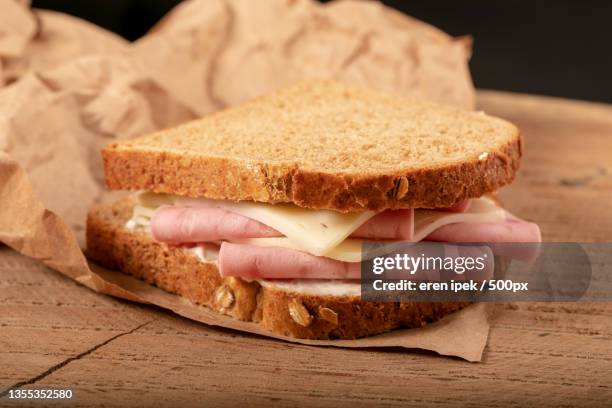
[425,211,541,243]
[425,211,541,262]
[219,241,495,281]
[151,206,415,242]
[151,206,279,243]
[219,242,361,279]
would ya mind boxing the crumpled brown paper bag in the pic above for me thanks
[131,0,475,115]
[0,0,488,361]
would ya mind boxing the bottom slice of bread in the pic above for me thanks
[86,198,469,340]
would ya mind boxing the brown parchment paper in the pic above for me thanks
[0,0,488,361]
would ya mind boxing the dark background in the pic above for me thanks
[31,0,612,103]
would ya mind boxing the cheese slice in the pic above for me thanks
[132,204,155,219]
[138,192,376,257]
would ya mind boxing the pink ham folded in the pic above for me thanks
[218,242,495,281]
[151,206,416,242]
[425,212,541,263]
[425,211,541,243]
[151,206,279,243]
[219,242,361,279]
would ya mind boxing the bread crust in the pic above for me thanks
[102,137,520,212]
[86,198,469,339]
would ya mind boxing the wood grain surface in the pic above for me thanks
[1,91,611,407]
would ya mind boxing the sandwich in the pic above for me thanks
[86,80,540,340]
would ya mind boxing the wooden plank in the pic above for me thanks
[0,250,156,392]
[482,91,612,242]
[1,91,611,407]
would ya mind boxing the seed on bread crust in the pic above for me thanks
[394,176,409,200]
[318,307,339,326]
[289,299,313,327]
[215,284,235,310]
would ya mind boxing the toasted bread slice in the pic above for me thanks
[86,198,468,340]
[102,80,521,212]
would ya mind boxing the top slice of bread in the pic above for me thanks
[103,80,521,212]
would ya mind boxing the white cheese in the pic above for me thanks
[189,245,220,262]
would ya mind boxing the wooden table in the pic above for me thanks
[1,91,611,407]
